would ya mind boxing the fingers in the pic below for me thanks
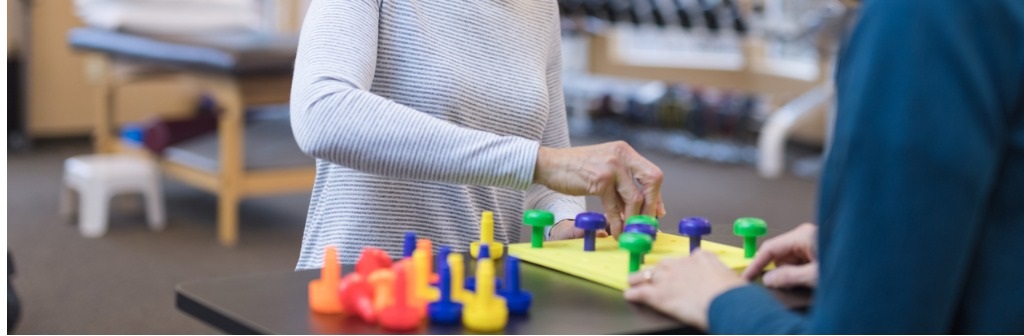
[627,271,648,287]
[639,180,661,217]
[631,158,664,217]
[740,244,780,280]
[604,141,664,221]
[761,263,818,288]
[616,168,645,221]
[598,190,626,237]
[690,249,723,266]
[607,212,624,238]
[623,284,654,303]
[616,142,663,217]
[740,223,820,280]
[599,188,626,238]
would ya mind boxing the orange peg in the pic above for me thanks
[308,246,343,314]
[368,269,395,313]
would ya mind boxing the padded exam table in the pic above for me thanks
[69,27,313,246]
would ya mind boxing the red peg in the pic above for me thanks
[356,247,393,277]
[378,260,423,331]
[338,273,377,323]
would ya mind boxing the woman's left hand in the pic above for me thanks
[548,219,610,240]
[623,250,747,331]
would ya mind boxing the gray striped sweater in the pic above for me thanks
[290,0,585,268]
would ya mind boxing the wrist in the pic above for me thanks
[534,146,562,185]
[547,219,574,239]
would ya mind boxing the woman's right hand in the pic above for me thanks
[741,223,819,288]
[534,141,665,238]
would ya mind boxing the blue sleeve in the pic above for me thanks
[813,0,1021,333]
[708,285,806,334]
[707,0,1024,333]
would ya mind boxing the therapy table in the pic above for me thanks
[69,27,313,246]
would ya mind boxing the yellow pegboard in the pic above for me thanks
[508,233,753,291]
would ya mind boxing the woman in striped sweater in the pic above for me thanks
[290,0,664,267]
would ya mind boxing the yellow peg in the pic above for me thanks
[416,239,439,283]
[462,245,508,332]
[470,211,504,259]
[401,260,426,318]
[413,249,440,302]
[447,253,466,303]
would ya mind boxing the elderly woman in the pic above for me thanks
[290,0,664,267]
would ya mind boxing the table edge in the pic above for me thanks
[176,283,273,335]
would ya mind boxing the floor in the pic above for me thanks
[7,137,817,334]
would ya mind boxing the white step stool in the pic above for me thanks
[60,154,166,237]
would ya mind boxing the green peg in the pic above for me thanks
[626,215,659,228]
[618,232,653,273]
[733,217,767,258]
[626,215,660,239]
[523,209,555,248]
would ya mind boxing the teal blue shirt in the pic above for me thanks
[708,0,1024,333]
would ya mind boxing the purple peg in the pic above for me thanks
[679,217,712,252]
[575,212,607,251]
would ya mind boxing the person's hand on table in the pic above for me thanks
[623,250,747,331]
[534,141,665,238]
[741,223,818,288]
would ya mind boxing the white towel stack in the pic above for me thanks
[74,0,263,34]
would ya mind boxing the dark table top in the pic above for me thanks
[176,259,811,334]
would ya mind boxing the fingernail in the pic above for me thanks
[763,271,776,285]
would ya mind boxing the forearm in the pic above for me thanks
[291,86,539,189]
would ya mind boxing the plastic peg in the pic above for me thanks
[447,253,467,303]
[679,217,712,253]
[470,211,505,259]
[575,212,607,251]
[413,248,440,303]
[462,244,509,332]
[356,247,393,277]
[308,246,343,314]
[378,261,423,331]
[338,273,376,323]
[403,232,417,258]
[498,256,532,315]
[733,217,767,258]
[523,209,555,248]
[368,269,395,313]
[625,215,660,239]
[427,261,463,324]
[618,233,653,273]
